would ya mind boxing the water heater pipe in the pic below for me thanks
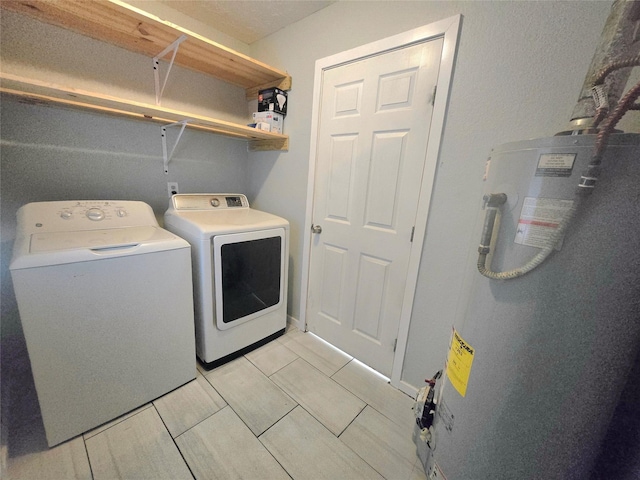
[589,74,640,163]
[592,54,640,128]
[568,0,640,131]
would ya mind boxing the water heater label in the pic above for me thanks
[536,153,576,177]
[446,329,475,398]
[514,197,573,249]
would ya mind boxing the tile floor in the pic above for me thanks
[4,328,428,480]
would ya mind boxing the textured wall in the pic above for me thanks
[247,0,624,389]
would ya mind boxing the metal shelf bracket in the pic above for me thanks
[153,35,187,105]
[161,120,188,174]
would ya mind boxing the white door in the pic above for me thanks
[307,37,444,377]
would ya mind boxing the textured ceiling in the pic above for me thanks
[159,1,335,44]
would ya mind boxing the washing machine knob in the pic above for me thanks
[116,208,127,217]
[60,210,73,219]
[86,208,105,221]
[210,198,220,207]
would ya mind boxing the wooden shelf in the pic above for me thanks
[0,0,291,99]
[0,0,291,150]
[0,73,289,152]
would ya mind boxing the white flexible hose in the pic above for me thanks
[477,195,583,280]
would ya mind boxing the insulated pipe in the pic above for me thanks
[591,54,640,128]
[568,0,640,131]
[593,78,640,159]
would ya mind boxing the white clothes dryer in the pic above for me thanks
[10,200,196,447]
[164,194,289,369]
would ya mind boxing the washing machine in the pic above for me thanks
[10,200,196,447]
[164,194,289,369]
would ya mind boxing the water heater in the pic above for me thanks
[422,133,640,479]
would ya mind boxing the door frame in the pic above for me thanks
[300,15,461,394]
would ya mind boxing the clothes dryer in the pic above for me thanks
[164,194,288,369]
[10,200,196,447]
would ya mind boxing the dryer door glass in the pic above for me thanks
[213,228,285,328]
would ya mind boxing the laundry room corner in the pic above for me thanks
[0,3,258,455]
[1,1,639,477]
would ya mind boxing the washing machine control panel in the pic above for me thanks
[56,202,130,222]
[18,200,157,233]
[172,194,249,211]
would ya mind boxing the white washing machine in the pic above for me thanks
[10,200,196,447]
[164,194,288,369]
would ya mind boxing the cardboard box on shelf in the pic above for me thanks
[258,87,288,116]
[252,112,283,134]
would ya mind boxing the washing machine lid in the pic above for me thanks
[10,200,191,269]
[11,225,188,269]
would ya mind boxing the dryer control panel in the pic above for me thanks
[171,194,249,211]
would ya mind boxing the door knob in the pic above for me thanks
[311,224,322,234]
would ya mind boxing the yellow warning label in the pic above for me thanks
[446,328,475,397]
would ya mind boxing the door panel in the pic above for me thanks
[326,135,357,221]
[308,38,444,376]
[353,253,389,341]
[319,244,347,322]
[365,130,407,229]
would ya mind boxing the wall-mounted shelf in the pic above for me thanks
[0,0,291,99]
[0,73,289,152]
[0,0,292,152]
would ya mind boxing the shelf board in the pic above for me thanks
[0,73,288,152]
[0,0,291,98]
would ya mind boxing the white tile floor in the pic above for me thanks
[4,328,428,480]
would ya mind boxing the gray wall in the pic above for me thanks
[3,1,638,392]
[246,1,640,390]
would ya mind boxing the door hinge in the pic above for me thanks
[393,338,398,352]
[430,85,437,106]
[410,226,415,242]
